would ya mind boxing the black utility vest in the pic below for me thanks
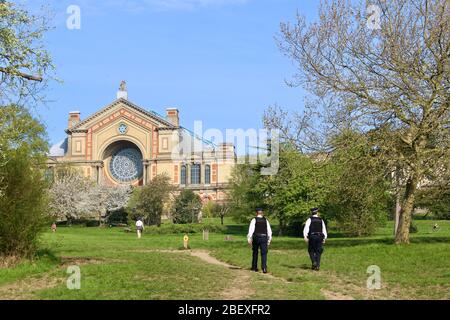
[309,216,323,233]
[254,217,268,235]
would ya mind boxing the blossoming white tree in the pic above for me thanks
[48,166,132,223]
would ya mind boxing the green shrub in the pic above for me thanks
[409,222,419,233]
[325,130,391,237]
[0,106,50,258]
[415,186,450,220]
[172,190,202,224]
[127,174,173,226]
[106,209,128,224]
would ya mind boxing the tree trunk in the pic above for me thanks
[393,165,402,236]
[394,193,401,235]
[278,217,284,236]
[220,215,224,225]
[395,173,419,244]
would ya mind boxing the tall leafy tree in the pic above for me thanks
[128,174,173,226]
[275,0,449,243]
[257,149,329,235]
[325,130,391,236]
[227,160,266,223]
[172,189,202,224]
[228,150,329,234]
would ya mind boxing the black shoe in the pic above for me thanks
[262,268,267,274]
[251,268,259,272]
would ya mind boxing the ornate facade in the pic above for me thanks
[48,84,236,203]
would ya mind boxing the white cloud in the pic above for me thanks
[147,0,250,11]
[18,0,251,22]
[79,0,250,13]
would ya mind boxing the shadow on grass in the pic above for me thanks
[280,263,311,270]
[409,236,450,244]
[269,236,450,250]
[35,248,59,264]
[224,225,373,239]
[219,224,450,250]
[222,225,248,235]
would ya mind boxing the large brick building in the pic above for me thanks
[48,83,236,203]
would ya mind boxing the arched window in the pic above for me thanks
[180,165,187,185]
[205,165,211,184]
[191,164,201,184]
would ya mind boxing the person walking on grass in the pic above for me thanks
[303,208,327,271]
[136,218,144,239]
[247,208,272,273]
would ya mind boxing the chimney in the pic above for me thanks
[117,80,128,100]
[166,108,179,126]
[68,111,81,129]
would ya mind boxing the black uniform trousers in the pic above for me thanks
[308,233,324,268]
[252,234,268,270]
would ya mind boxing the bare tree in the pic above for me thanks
[214,202,230,226]
[276,0,449,243]
[263,103,325,152]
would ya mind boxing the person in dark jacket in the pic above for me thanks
[247,208,272,273]
[303,208,328,271]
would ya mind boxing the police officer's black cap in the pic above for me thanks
[311,207,319,213]
[256,207,263,212]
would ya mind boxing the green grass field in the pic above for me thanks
[0,219,449,300]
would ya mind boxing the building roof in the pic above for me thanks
[48,138,68,157]
[49,98,218,157]
[68,98,176,132]
[177,127,217,155]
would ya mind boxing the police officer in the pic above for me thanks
[247,208,272,273]
[303,208,327,271]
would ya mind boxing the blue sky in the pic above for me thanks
[23,0,319,147]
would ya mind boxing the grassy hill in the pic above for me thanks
[0,219,449,300]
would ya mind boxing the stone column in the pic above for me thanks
[142,162,147,186]
[187,164,191,185]
[96,163,103,185]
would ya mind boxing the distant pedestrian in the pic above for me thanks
[136,218,144,239]
[51,222,57,233]
[303,208,327,271]
[247,208,272,273]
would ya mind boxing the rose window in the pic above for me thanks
[109,148,143,182]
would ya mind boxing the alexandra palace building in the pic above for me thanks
[47,83,236,203]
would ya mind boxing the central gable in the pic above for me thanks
[68,98,176,133]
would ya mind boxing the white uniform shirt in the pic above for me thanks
[136,220,144,229]
[303,214,327,239]
[247,215,273,244]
